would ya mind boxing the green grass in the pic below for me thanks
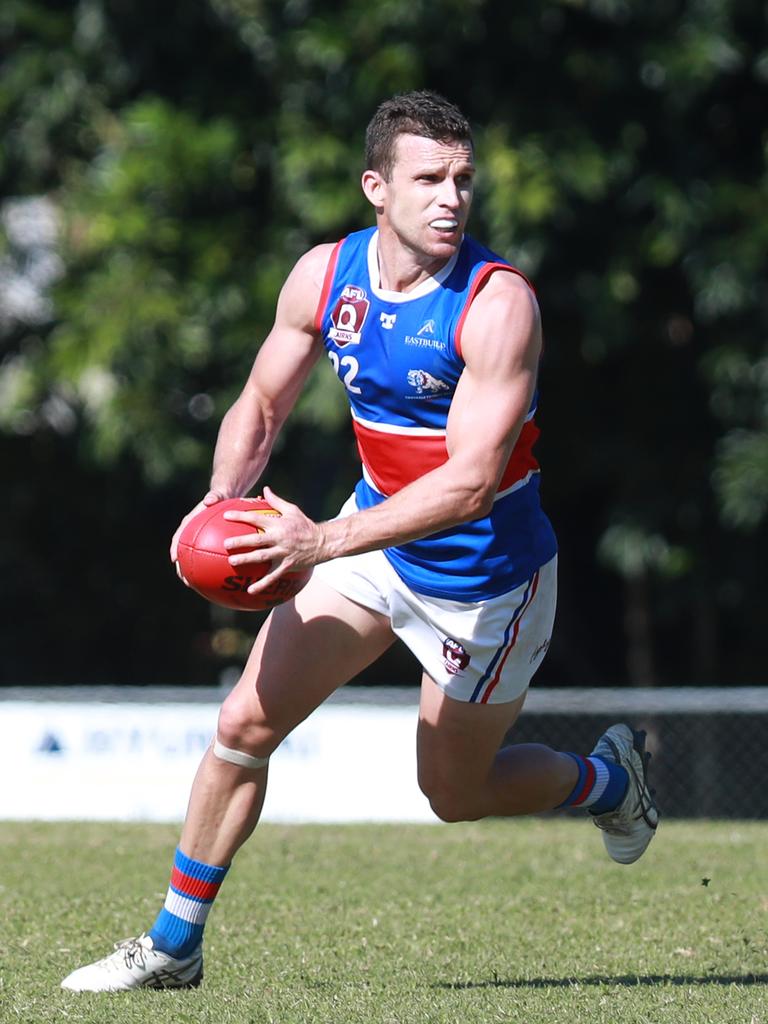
[1,820,766,1023]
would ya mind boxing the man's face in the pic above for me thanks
[368,133,475,261]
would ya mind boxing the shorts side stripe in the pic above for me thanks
[471,571,540,704]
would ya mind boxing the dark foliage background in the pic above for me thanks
[2,0,766,688]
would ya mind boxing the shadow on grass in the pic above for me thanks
[435,973,768,990]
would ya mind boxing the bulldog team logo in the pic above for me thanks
[407,369,451,395]
[329,285,370,346]
[442,637,471,675]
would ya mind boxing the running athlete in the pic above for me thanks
[62,91,659,992]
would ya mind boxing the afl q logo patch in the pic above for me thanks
[442,637,471,676]
[329,285,370,347]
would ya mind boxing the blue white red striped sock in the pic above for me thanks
[148,847,229,958]
[557,753,628,814]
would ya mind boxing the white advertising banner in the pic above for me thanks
[0,698,437,823]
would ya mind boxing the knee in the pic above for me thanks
[216,692,278,758]
[418,771,480,824]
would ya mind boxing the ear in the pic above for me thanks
[361,169,386,211]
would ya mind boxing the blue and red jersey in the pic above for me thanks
[314,226,557,601]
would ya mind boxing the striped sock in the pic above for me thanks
[148,847,229,958]
[557,753,628,814]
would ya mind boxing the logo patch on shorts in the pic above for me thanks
[529,639,550,664]
[442,637,471,676]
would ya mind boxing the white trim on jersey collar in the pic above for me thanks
[366,230,461,302]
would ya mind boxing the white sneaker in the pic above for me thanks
[589,723,660,865]
[61,933,203,992]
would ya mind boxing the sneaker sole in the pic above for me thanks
[62,963,203,993]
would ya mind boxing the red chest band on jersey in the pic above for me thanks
[353,418,541,497]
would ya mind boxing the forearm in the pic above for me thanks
[318,457,494,562]
[208,390,282,498]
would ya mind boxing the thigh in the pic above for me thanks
[222,573,395,747]
[417,672,526,793]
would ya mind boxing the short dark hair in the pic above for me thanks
[364,91,473,180]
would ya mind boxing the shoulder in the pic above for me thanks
[279,242,338,304]
[457,238,538,323]
[275,243,339,332]
[286,242,340,292]
[473,265,539,315]
[459,267,541,367]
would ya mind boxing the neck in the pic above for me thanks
[374,225,450,293]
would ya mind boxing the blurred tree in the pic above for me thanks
[1,0,766,685]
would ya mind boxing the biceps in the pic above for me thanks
[248,327,322,418]
[446,369,536,468]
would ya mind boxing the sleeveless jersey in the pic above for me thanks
[314,226,557,601]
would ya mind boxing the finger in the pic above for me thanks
[227,540,278,567]
[262,486,296,514]
[169,499,208,560]
[170,520,190,561]
[222,511,266,527]
[225,532,272,554]
[229,553,276,572]
[246,564,288,594]
[222,505,279,527]
[174,560,190,587]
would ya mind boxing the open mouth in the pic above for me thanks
[429,219,459,233]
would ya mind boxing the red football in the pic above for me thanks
[175,497,312,611]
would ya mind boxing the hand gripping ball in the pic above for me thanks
[175,497,312,611]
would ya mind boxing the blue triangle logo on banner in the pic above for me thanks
[38,732,65,754]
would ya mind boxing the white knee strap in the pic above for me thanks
[212,737,269,770]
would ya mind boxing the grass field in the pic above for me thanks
[1,819,766,1024]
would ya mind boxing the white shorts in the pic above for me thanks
[313,498,557,704]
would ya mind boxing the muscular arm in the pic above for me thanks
[321,270,542,555]
[226,269,543,584]
[169,245,332,563]
[206,245,334,499]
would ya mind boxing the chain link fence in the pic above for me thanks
[518,687,768,819]
[2,685,766,819]
[336,685,768,819]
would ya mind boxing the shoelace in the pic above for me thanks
[594,734,658,833]
[113,938,149,972]
[628,749,658,828]
[593,812,631,835]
